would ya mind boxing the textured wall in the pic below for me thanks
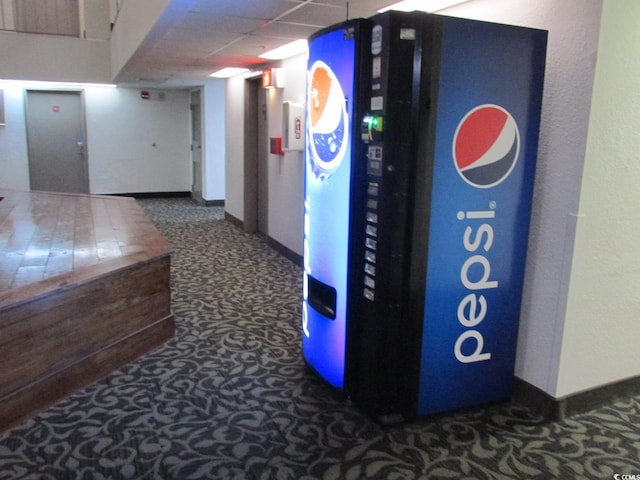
[559,0,640,396]
[265,54,307,256]
[202,81,226,202]
[85,87,190,194]
[224,75,246,222]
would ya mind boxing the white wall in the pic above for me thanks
[0,30,111,83]
[442,0,603,398]
[0,85,30,189]
[86,87,190,194]
[266,55,307,255]
[224,76,246,220]
[81,0,111,40]
[558,0,640,397]
[109,0,171,81]
[0,84,191,195]
[202,81,226,201]
[223,55,307,254]
[0,0,166,84]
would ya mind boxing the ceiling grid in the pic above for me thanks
[115,0,392,86]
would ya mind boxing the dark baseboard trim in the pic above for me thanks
[222,213,302,267]
[106,192,191,199]
[513,375,640,421]
[512,377,560,420]
[201,199,224,207]
[224,212,244,229]
[266,236,303,268]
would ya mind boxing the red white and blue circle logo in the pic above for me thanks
[453,105,520,188]
[307,61,349,178]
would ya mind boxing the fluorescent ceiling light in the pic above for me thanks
[259,39,308,60]
[210,67,250,78]
[379,0,469,13]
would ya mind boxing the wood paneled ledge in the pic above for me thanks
[0,190,174,432]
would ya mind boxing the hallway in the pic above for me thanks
[1,198,638,479]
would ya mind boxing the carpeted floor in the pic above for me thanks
[1,197,639,479]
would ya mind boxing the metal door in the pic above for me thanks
[25,90,89,194]
[190,89,203,202]
[244,77,269,235]
[256,87,268,235]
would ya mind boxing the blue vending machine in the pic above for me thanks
[302,18,372,390]
[302,11,547,421]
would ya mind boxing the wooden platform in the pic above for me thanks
[0,189,174,432]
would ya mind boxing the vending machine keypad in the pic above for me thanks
[363,180,381,301]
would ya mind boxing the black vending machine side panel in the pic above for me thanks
[345,12,440,420]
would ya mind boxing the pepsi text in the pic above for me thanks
[455,208,497,363]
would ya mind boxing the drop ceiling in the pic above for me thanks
[114,0,394,87]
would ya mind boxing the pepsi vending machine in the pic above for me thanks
[302,11,547,421]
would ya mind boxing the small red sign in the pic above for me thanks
[295,117,302,139]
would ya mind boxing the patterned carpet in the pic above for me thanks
[1,197,639,479]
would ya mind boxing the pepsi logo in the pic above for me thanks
[453,105,520,188]
[307,61,349,177]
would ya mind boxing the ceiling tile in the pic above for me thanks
[116,0,391,86]
[177,12,266,33]
[310,0,392,10]
[257,21,321,40]
[210,34,278,57]
[281,2,350,25]
[163,27,241,49]
[189,0,298,20]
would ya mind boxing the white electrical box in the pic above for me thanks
[283,101,305,151]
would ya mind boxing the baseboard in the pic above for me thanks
[224,212,244,229]
[512,375,640,421]
[221,213,302,267]
[112,193,223,206]
[200,199,224,207]
[266,236,303,267]
[107,192,191,199]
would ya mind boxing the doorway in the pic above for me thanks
[190,89,203,203]
[244,77,269,235]
[25,90,89,194]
